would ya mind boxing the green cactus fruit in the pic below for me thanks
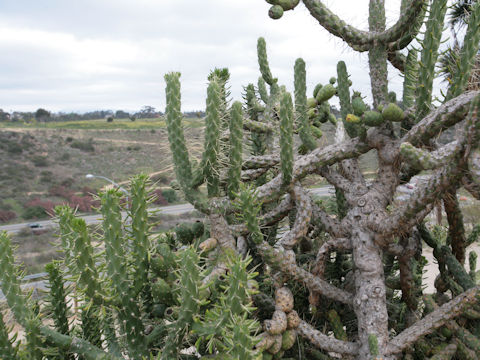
[263,353,274,360]
[315,84,336,103]
[307,97,318,108]
[191,220,205,238]
[307,108,317,119]
[151,256,168,279]
[152,278,173,304]
[152,303,166,318]
[388,91,397,103]
[175,223,195,244]
[311,126,323,138]
[277,0,300,10]
[329,76,337,84]
[382,103,404,122]
[269,5,284,19]
[345,113,361,123]
[281,329,297,350]
[328,113,337,125]
[352,95,367,116]
[363,110,384,126]
[313,83,323,98]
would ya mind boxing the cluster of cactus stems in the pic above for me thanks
[0,174,262,359]
[2,0,480,359]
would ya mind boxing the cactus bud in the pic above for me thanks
[313,83,323,98]
[199,237,218,252]
[307,97,318,108]
[286,310,300,329]
[315,84,336,103]
[275,287,294,313]
[311,126,323,138]
[329,76,337,84]
[363,110,384,126]
[265,310,288,335]
[281,329,297,350]
[269,5,284,19]
[382,103,404,122]
[268,334,283,354]
[345,113,360,123]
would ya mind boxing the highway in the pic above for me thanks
[0,186,335,235]
[0,186,336,300]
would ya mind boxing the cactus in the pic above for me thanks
[2,1,480,359]
[160,1,480,357]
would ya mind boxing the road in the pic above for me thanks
[0,186,335,235]
[0,186,336,300]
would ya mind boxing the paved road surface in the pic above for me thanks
[0,186,335,235]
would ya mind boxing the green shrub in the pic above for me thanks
[32,155,49,167]
[161,188,177,203]
[39,171,53,183]
[6,142,23,154]
[22,206,46,219]
[58,152,71,161]
[70,139,94,152]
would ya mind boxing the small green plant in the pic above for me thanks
[31,155,48,167]
[70,139,95,152]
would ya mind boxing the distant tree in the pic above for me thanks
[140,105,156,118]
[129,115,136,122]
[106,116,114,122]
[35,108,51,122]
[0,109,10,122]
[115,110,130,119]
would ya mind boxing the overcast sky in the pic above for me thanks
[0,1,420,113]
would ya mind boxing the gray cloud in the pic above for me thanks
[0,0,408,112]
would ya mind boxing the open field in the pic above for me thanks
[0,117,204,130]
[0,121,206,223]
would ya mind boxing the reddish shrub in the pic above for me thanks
[81,186,96,196]
[49,185,74,199]
[25,198,58,216]
[69,195,98,212]
[152,189,168,205]
[0,210,17,223]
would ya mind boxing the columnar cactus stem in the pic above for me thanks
[128,174,153,310]
[368,0,388,106]
[227,101,243,199]
[295,58,316,151]
[415,0,448,121]
[203,77,222,197]
[257,37,275,86]
[165,72,192,190]
[0,232,43,359]
[45,262,72,355]
[279,91,294,185]
[445,0,480,100]
[0,311,17,360]
[443,188,467,264]
[402,48,419,110]
[101,190,147,358]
